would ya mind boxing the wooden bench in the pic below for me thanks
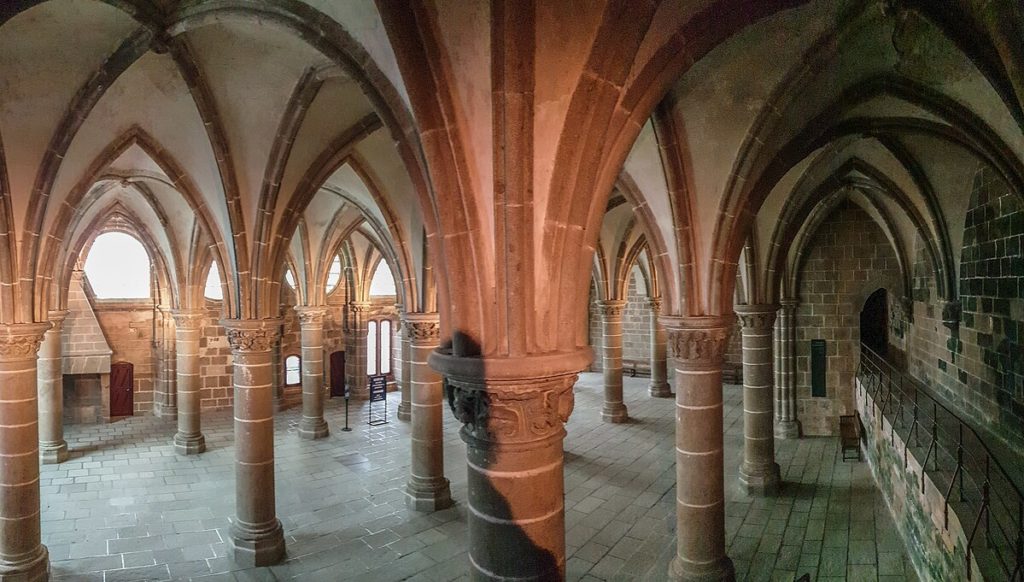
[840,413,861,461]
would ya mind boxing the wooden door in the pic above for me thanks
[330,351,346,398]
[110,361,134,417]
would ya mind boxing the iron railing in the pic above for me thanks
[857,344,1024,581]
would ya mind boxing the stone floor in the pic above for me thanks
[41,374,918,581]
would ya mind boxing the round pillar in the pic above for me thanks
[403,313,452,511]
[222,319,286,567]
[432,349,588,581]
[0,323,51,582]
[294,307,329,440]
[647,298,672,397]
[172,311,206,455]
[345,302,371,399]
[775,299,800,439]
[662,315,735,582]
[397,315,412,422]
[38,310,69,464]
[597,299,628,422]
[735,305,781,494]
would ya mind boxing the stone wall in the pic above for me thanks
[94,303,156,415]
[795,200,903,435]
[588,267,652,373]
[199,304,233,411]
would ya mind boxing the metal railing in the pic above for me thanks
[857,344,1024,581]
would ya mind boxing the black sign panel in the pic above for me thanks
[811,339,827,397]
[369,374,387,402]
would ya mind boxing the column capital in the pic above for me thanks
[47,309,70,330]
[348,301,372,313]
[647,296,663,313]
[734,304,778,330]
[0,322,49,362]
[404,312,441,344]
[661,315,734,371]
[779,297,800,310]
[292,306,328,327]
[596,299,627,318]
[221,319,282,353]
[172,310,205,329]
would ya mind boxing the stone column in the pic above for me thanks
[172,311,205,455]
[597,299,628,422]
[0,323,51,581]
[294,307,329,440]
[397,315,412,421]
[222,319,286,567]
[404,313,452,511]
[775,299,800,439]
[735,305,781,494]
[432,349,588,580]
[648,298,672,397]
[154,309,178,418]
[345,301,371,399]
[38,310,69,464]
[663,315,735,582]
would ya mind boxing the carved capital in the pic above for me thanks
[445,375,576,447]
[779,298,800,311]
[348,301,372,314]
[221,319,282,353]
[293,306,328,327]
[941,300,961,330]
[597,300,627,318]
[47,310,70,332]
[404,313,441,344]
[172,310,205,330]
[647,297,663,313]
[735,305,778,330]
[662,315,734,371]
[0,323,49,362]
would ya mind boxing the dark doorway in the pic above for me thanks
[109,361,134,417]
[330,351,346,398]
[860,288,888,356]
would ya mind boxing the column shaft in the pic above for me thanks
[223,319,286,567]
[173,311,205,454]
[295,308,329,440]
[663,316,735,582]
[346,302,370,399]
[598,300,628,422]
[775,300,800,439]
[648,298,672,397]
[0,323,51,581]
[38,310,68,464]
[397,316,412,421]
[404,313,452,511]
[736,305,781,494]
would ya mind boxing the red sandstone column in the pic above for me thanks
[662,316,735,582]
[735,305,781,494]
[648,298,672,398]
[432,349,587,581]
[294,307,329,440]
[597,300,628,422]
[38,310,69,464]
[775,299,800,439]
[397,313,412,421]
[403,313,452,511]
[157,309,178,418]
[222,319,286,566]
[345,301,370,399]
[0,323,51,581]
[172,311,205,455]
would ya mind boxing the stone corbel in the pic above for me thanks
[941,299,961,331]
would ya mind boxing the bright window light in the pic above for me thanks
[285,269,296,289]
[285,355,301,385]
[204,261,223,300]
[84,232,151,299]
[326,255,342,294]
[369,261,396,296]
[367,321,378,375]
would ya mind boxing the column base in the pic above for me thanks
[668,555,735,582]
[774,420,800,439]
[297,417,330,440]
[404,476,453,512]
[0,545,49,582]
[229,518,286,567]
[154,403,178,419]
[396,401,411,422]
[739,462,781,495]
[40,440,69,464]
[601,403,628,423]
[173,432,206,455]
[649,381,673,398]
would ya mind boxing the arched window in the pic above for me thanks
[84,232,151,299]
[284,355,301,386]
[369,260,396,296]
[284,269,296,289]
[326,255,342,295]
[366,319,392,375]
[204,260,223,301]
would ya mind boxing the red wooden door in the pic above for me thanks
[330,351,346,397]
[110,361,134,417]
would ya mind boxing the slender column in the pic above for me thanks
[0,323,51,582]
[404,313,452,511]
[597,299,628,422]
[294,307,329,440]
[38,310,69,464]
[648,298,672,397]
[735,305,781,494]
[154,308,178,418]
[775,299,800,439]
[222,319,286,567]
[432,349,588,581]
[397,313,412,421]
[345,301,371,399]
[172,311,205,455]
[663,316,735,582]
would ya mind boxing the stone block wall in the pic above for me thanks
[199,304,233,411]
[588,267,653,373]
[795,200,903,435]
[95,304,156,415]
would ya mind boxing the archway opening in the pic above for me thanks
[860,288,888,357]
